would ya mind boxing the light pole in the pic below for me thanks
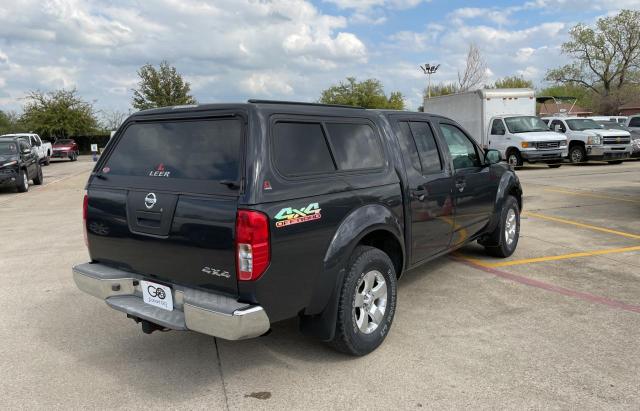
[420,63,440,99]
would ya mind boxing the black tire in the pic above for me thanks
[44,156,50,166]
[70,152,78,161]
[506,150,523,168]
[33,164,43,185]
[569,145,586,164]
[16,169,29,193]
[328,246,398,356]
[607,160,623,165]
[483,195,520,258]
[547,164,562,168]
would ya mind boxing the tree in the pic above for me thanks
[538,83,595,110]
[319,77,405,109]
[545,9,640,113]
[100,109,129,131]
[0,110,19,134]
[19,89,99,139]
[490,75,534,89]
[132,61,197,110]
[424,82,459,98]
[458,43,487,92]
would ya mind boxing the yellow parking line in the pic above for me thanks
[524,211,640,240]
[470,245,640,268]
[544,188,640,204]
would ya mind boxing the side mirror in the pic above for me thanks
[485,149,501,165]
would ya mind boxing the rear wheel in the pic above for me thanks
[506,150,523,168]
[16,169,29,192]
[569,146,586,164]
[483,195,520,258]
[328,246,397,356]
[547,163,562,168]
[608,160,623,165]
[33,164,43,185]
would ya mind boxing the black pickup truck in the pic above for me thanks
[73,101,522,356]
[0,136,43,192]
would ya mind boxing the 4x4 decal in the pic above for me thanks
[274,203,321,228]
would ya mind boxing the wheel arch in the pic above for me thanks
[299,203,404,341]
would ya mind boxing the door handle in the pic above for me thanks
[455,179,466,192]
[411,188,427,201]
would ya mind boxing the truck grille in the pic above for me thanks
[603,136,630,145]
[536,141,561,149]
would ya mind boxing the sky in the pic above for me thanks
[1,0,639,119]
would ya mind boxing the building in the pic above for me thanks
[618,101,640,116]
[537,102,593,117]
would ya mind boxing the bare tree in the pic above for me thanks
[100,109,129,131]
[458,44,487,92]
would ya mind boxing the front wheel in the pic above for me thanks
[506,150,523,168]
[16,169,29,192]
[569,146,586,164]
[43,156,50,166]
[328,246,397,356]
[483,195,520,258]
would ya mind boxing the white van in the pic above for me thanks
[423,89,567,167]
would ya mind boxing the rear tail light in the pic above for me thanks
[82,193,88,248]
[236,210,270,281]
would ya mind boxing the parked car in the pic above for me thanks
[73,101,523,356]
[0,133,52,165]
[626,114,640,132]
[542,116,632,164]
[52,138,80,161]
[423,89,567,168]
[0,136,43,192]
[594,120,640,158]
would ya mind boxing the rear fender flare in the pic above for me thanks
[300,204,404,341]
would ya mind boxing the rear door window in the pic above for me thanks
[272,122,336,175]
[104,118,242,181]
[408,121,442,175]
[325,123,384,170]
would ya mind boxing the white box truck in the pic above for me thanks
[423,88,567,168]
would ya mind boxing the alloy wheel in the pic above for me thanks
[353,270,388,334]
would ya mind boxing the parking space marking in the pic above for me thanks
[453,257,640,314]
[543,188,640,204]
[524,211,640,240]
[461,245,640,268]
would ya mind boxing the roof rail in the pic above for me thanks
[247,99,364,109]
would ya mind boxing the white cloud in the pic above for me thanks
[324,0,428,11]
[0,0,369,112]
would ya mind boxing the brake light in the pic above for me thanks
[83,193,88,248]
[236,210,270,281]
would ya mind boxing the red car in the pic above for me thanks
[52,139,79,161]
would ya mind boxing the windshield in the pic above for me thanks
[596,122,626,131]
[0,141,18,155]
[504,116,550,133]
[55,139,73,144]
[566,119,603,131]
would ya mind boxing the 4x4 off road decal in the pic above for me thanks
[274,203,321,228]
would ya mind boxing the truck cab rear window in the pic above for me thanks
[104,119,242,181]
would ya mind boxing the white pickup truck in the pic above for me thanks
[0,133,52,165]
[542,117,632,164]
[423,88,567,167]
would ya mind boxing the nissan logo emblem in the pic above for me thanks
[144,192,157,209]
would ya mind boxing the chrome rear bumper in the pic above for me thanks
[72,263,270,340]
